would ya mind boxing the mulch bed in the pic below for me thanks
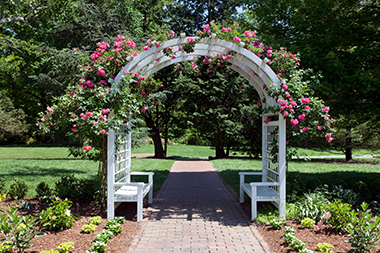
[0,198,141,253]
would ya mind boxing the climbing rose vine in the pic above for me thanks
[38,21,333,205]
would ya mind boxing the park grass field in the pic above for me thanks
[0,144,379,198]
[0,145,173,197]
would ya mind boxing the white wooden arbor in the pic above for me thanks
[107,34,286,221]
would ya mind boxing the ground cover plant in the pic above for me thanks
[0,145,173,252]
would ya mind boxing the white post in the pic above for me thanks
[262,115,268,182]
[107,130,116,219]
[126,120,132,183]
[278,114,286,219]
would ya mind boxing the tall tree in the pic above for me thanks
[243,0,380,160]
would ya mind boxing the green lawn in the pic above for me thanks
[0,145,174,197]
[1,144,379,199]
[211,158,380,199]
[296,147,380,157]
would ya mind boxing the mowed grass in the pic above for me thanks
[0,145,174,197]
[211,158,380,198]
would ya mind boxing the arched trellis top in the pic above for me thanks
[107,34,287,220]
[113,34,282,107]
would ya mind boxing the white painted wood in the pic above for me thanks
[107,123,154,222]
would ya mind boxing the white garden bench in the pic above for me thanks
[239,114,286,220]
[107,122,154,222]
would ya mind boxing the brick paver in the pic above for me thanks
[126,160,270,253]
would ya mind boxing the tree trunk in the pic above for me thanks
[164,107,169,157]
[215,146,226,158]
[345,132,353,161]
[144,111,165,158]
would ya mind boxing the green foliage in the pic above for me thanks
[300,218,315,229]
[0,178,6,195]
[283,226,311,252]
[0,94,28,143]
[370,179,380,199]
[54,174,100,201]
[56,241,74,253]
[81,224,96,234]
[286,174,307,202]
[89,216,102,225]
[40,250,59,253]
[35,182,52,198]
[0,241,12,253]
[316,243,334,253]
[325,200,352,231]
[345,202,380,253]
[8,179,28,200]
[89,217,124,253]
[269,218,286,230]
[294,192,328,221]
[0,206,37,252]
[39,199,75,231]
[353,181,371,200]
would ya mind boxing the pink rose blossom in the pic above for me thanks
[282,84,288,90]
[187,37,194,43]
[100,129,106,135]
[257,102,261,106]
[301,97,310,104]
[97,68,105,76]
[322,107,330,112]
[291,119,299,126]
[305,106,310,110]
[227,27,232,32]
[318,126,322,130]
[233,36,241,42]
[141,106,149,112]
[264,118,272,124]
[156,42,161,47]
[285,92,291,98]
[284,112,289,117]
[298,114,306,120]
[221,28,226,32]
[134,72,139,77]
[143,46,149,50]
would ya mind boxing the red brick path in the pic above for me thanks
[127,160,270,253]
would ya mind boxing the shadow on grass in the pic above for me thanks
[1,165,89,177]
[218,169,380,201]
[3,157,82,160]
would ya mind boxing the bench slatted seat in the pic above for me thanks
[239,114,286,221]
[107,122,154,222]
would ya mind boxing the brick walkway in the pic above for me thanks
[127,160,270,253]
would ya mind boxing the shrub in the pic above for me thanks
[0,178,6,195]
[345,202,380,253]
[301,217,315,229]
[330,185,360,207]
[39,198,75,231]
[8,179,28,200]
[0,206,37,252]
[294,192,328,221]
[369,179,380,199]
[286,174,306,203]
[353,181,371,200]
[325,200,352,231]
[54,175,79,200]
[35,182,52,198]
[54,175,99,201]
[269,218,286,230]
[316,243,334,253]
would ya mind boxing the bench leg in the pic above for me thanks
[240,184,244,203]
[251,186,257,221]
[148,187,153,204]
[137,188,143,222]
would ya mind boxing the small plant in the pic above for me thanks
[325,201,351,231]
[35,182,52,198]
[0,193,6,203]
[90,240,107,253]
[106,218,123,234]
[0,206,37,252]
[19,202,33,210]
[0,241,12,253]
[269,218,286,230]
[81,224,96,234]
[316,243,334,253]
[283,226,311,252]
[294,192,328,221]
[56,241,74,253]
[89,216,102,225]
[39,198,75,231]
[345,202,380,253]
[8,179,28,200]
[40,250,59,253]
[301,217,315,229]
